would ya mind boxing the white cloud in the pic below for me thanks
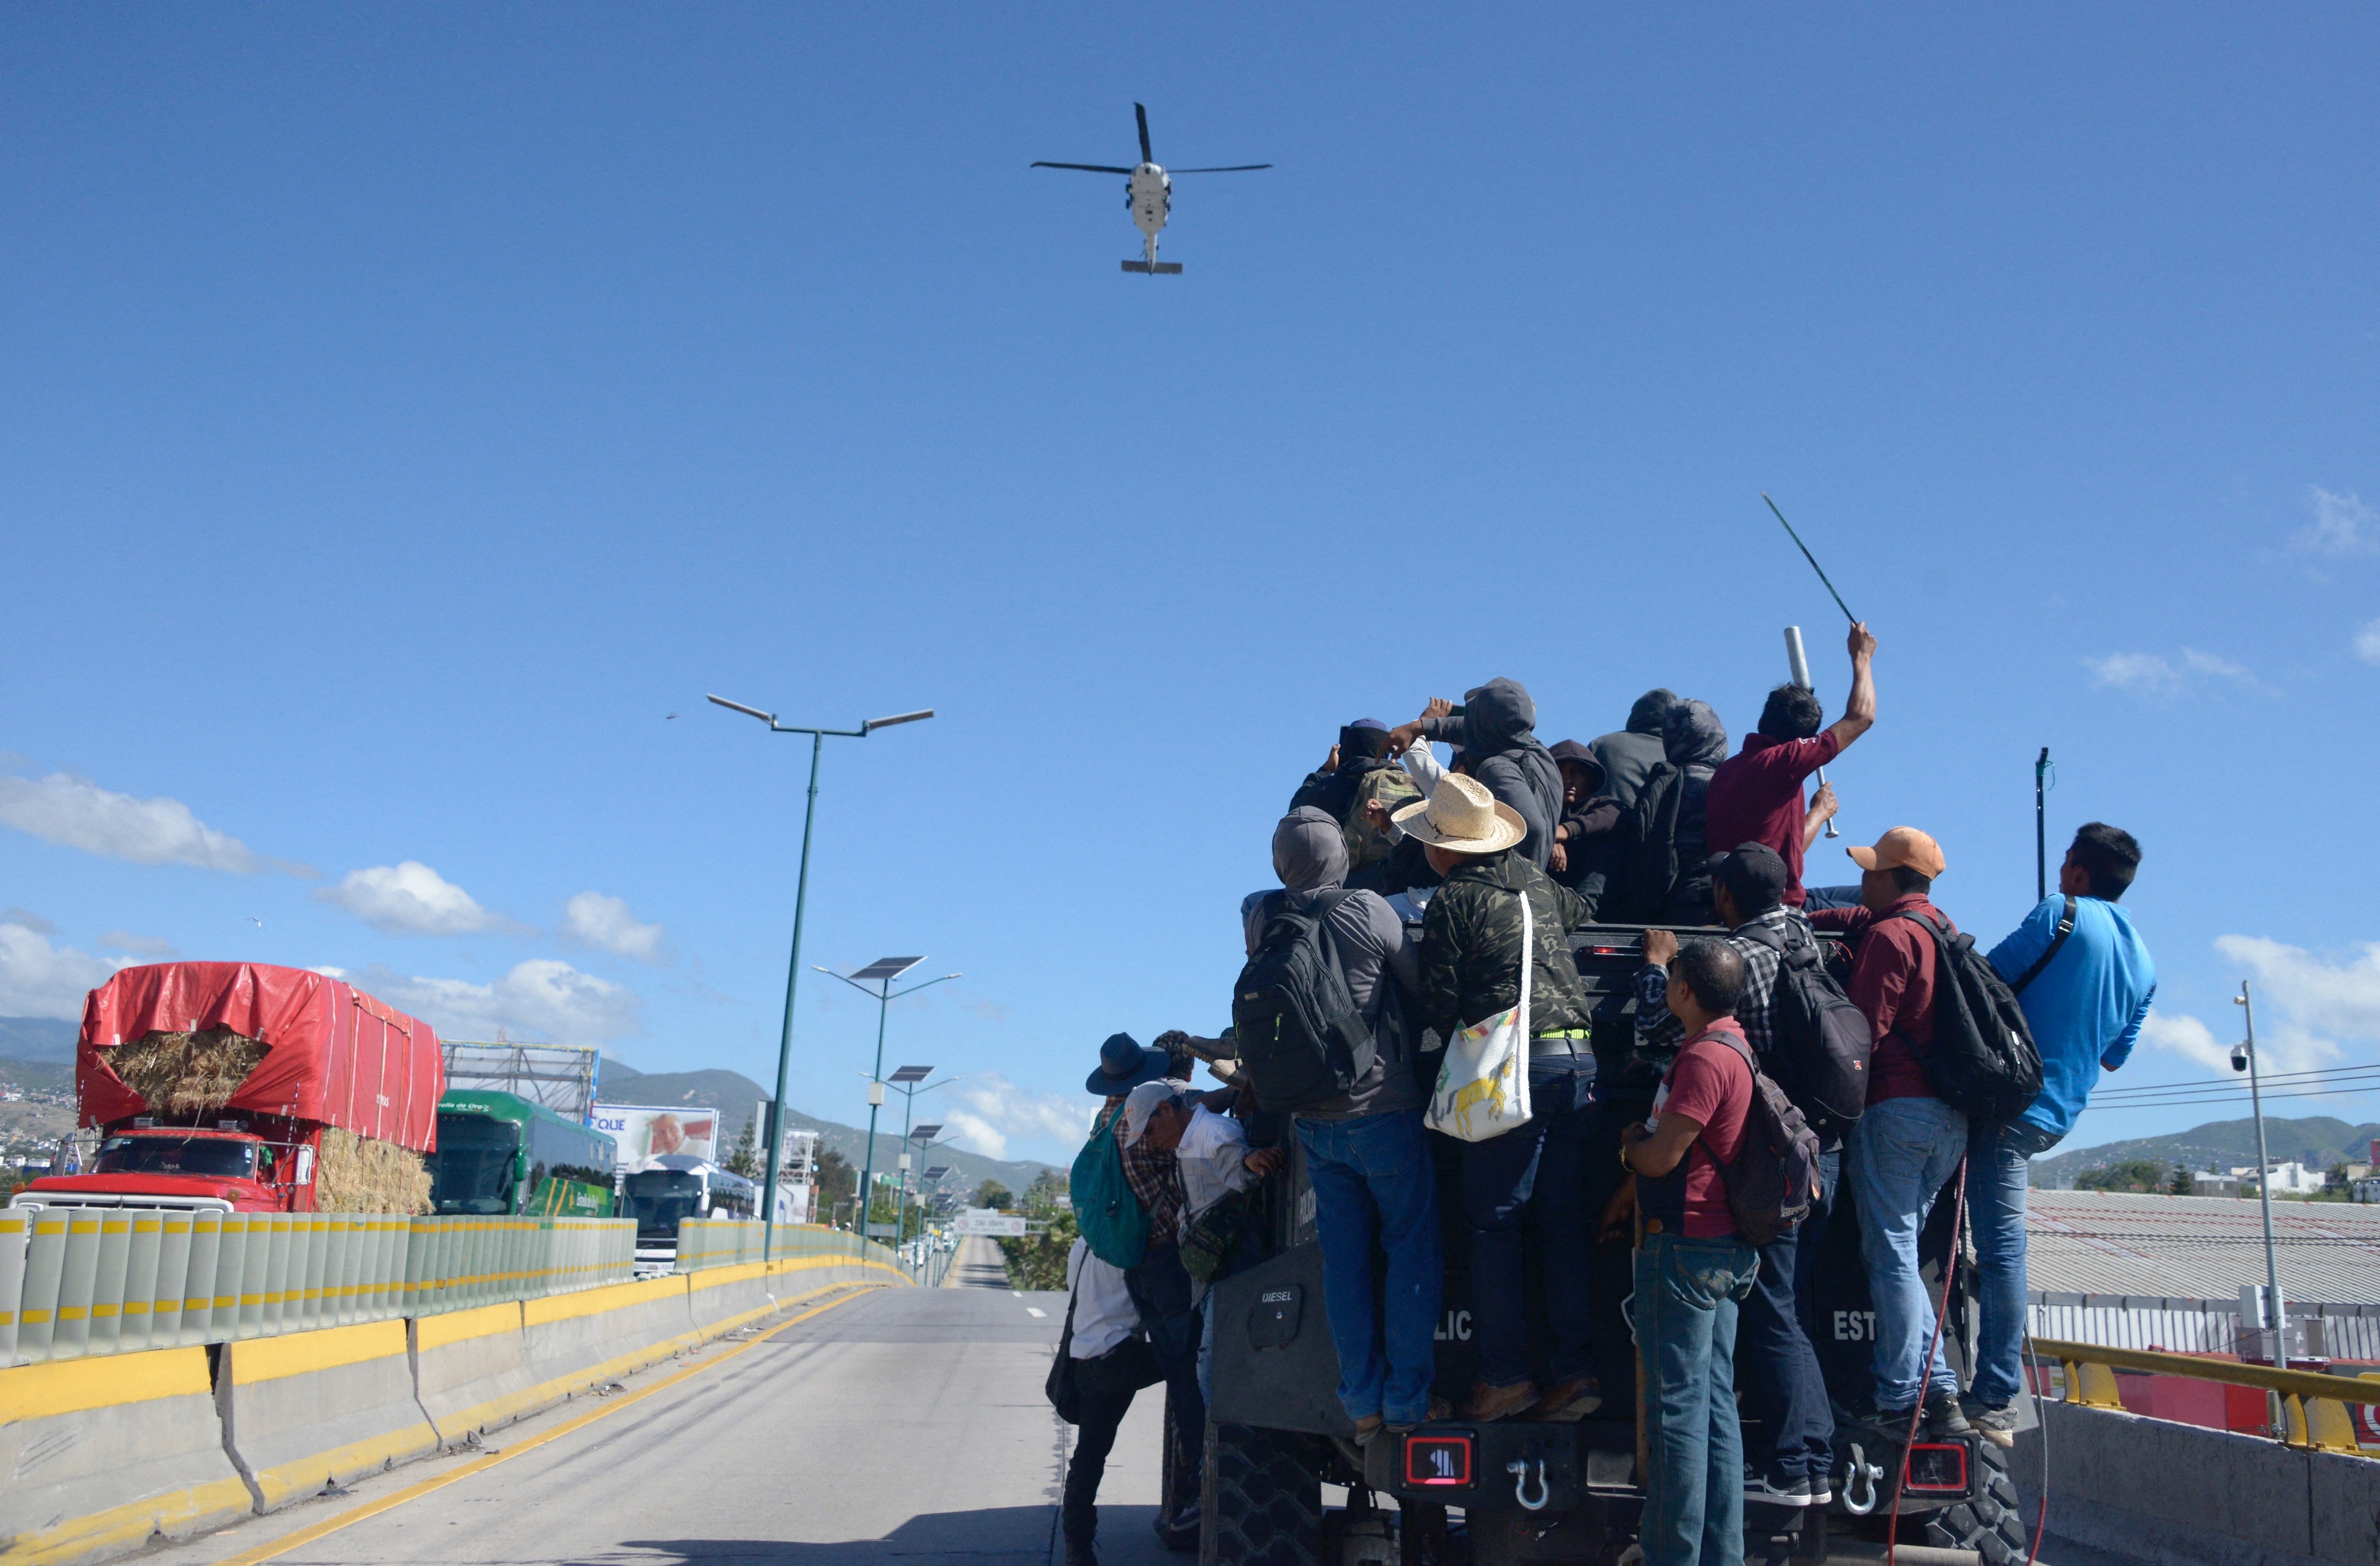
[318,862,518,937]
[560,891,665,962]
[361,959,644,1045]
[0,924,117,1019]
[1,908,56,935]
[0,771,308,875]
[2141,1011,2232,1073]
[97,930,177,959]
[938,1073,1097,1162]
[2355,619,2380,666]
[2292,487,2377,557]
[2085,648,2268,699]
[2215,936,2380,1060]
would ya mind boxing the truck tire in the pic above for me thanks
[1201,1422,1324,1566]
[1920,1440,2032,1565]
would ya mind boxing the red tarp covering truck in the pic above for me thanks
[15,962,444,1214]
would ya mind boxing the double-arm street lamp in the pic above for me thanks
[815,960,961,1242]
[708,694,932,1264]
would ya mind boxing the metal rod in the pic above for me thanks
[761,730,825,1267]
[2035,747,2051,903]
[2240,981,2285,1361]
[1783,626,1841,840]
[1763,493,1858,625]
[857,981,892,1248]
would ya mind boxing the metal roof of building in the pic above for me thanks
[2024,1190,2380,1305]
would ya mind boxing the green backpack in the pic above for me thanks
[1071,1125,1148,1269]
[1342,764,1422,872]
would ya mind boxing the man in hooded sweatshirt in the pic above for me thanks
[1592,688,1678,810]
[1547,739,1626,909]
[1241,807,1441,1440]
[1614,699,1730,925]
[1386,678,1563,870]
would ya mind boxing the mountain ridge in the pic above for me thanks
[2033,1115,2380,1189]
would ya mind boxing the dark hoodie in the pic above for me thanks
[1415,678,1563,870]
[1547,739,1626,908]
[1590,688,1677,811]
[1287,723,1400,824]
[1240,807,1421,1120]
[1614,699,1729,924]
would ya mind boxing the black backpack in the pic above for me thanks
[1232,891,1377,1112]
[1706,1032,1823,1246]
[1736,921,1872,1140]
[1883,908,2045,1122]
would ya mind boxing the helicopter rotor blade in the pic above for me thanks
[1170,164,1274,173]
[1030,162,1135,173]
[1136,103,1153,164]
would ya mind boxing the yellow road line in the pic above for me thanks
[209,1285,884,1566]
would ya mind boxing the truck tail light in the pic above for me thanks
[1904,1442,1968,1493]
[1404,1434,1473,1487]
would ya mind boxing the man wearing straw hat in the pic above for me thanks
[1395,773,1606,1424]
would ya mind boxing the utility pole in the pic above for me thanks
[2236,981,2286,1361]
[816,962,960,1247]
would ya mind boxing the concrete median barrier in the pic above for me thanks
[217,1320,439,1511]
[0,1347,254,1565]
[520,1274,700,1398]
[411,1300,540,1445]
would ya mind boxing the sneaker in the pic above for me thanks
[1525,1376,1604,1423]
[1923,1392,1973,1437]
[1352,1414,1386,1446]
[1459,1378,1542,1424]
[1806,1473,1834,1506]
[1964,1399,2019,1448]
[1065,1543,1100,1566]
[1155,1505,1200,1553]
[1743,1470,1817,1508]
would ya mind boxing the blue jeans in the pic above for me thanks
[1848,1096,1968,1410]
[1458,1059,1598,1389]
[1741,1145,1838,1485]
[1635,1232,1758,1566]
[1297,1107,1443,1425]
[1966,1117,2061,1407]
[1801,884,1864,912]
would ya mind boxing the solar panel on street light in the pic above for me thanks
[851,956,926,983]
[923,1165,951,1179]
[889,1064,934,1084]
[910,1123,943,1141]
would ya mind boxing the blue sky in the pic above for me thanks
[3,6,2376,1168]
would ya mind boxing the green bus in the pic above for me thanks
[426,1090,619,1217]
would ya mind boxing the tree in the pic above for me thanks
[974,1178,1014,1210]
[2170,1163,2195,1196]
[816,1147,857,1226]
[724,1115,762,1179]
[2076,1159,2174,1194]
[1001,1208,1078,1291]
[1022,1169,1068,1213]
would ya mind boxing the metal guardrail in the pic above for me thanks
[2031,1290,2380,1360]
[0,1208,636,1366]
[2036,1335,2380,1455]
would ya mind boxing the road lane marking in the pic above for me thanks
[1025,1306,1046,1317]
[207,1285,885,1566]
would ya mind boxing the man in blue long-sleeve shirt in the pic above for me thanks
[1963,822,2156,1445]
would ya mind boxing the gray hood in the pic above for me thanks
[1273,806,1348,893]
[1662,699,1728,768]
[1460,678,1540,760]
[1627,688,1678,736]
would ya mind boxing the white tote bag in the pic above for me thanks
[1425,885,1534,1142]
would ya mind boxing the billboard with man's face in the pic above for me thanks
[592,1103,720,1172]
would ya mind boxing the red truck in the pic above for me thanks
[11,962,444,1214]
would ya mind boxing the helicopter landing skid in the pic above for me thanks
[1121,259,1183,274]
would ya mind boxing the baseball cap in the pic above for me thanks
[1713,843,1790,912]
[1847,826,1947,879]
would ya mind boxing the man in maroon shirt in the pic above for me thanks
[1704,622,1878,909]
[1808,825,1974,1436]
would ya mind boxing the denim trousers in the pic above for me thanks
[1061,1346,1145,1549]
[1966,1117,2062,1406]
[1295,1107,1444,1425]
[1125,1241,1206,1504]
[1635,1231,1759,1566]
[1741,1145,1838,1485]
[1459,1059,1598,1389]
[1847,1095,1968,1410]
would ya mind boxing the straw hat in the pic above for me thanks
[1391,774,1526,854]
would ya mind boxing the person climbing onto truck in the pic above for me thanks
[1059,1235,1158,1566]
[1099,1051,1206,1543]
[1288,719,1422,889]
[1631,844,1840,1511]
[1241,806,1443,1444]
[1546,739,1626,906]
[1611,697,1728,924]
[1808,826,1974,1437]
[1590,687,1677,808]
[1620,937,1759,1566]
[1704,622,1878,911]
[1395,772,1603,1424]
[1386,678,1563,870]
[1965,822,2156,1447]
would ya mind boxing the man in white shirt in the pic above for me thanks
[1061,1238,1150,1566]
[1123,1083,1285,1404]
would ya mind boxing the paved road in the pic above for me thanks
[947,1232,1013,1289]
[153,1285,1177,1566]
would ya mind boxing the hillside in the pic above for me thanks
[596,1059,1059,1195]
[2033,1116,2380,1189]
[0,1017,77,1063]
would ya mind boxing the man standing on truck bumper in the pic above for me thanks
[1622,939,1759,1566]
[1965,824,2155,1446]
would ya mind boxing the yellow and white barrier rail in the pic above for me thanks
[671,1219,892,1273]
[0,1210,635,1367]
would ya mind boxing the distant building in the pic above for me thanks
[2193,1171,2243,1198]
[2229,1161,2328,1196]
[2354,1178,2380,1205]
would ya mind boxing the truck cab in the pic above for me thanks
[14,1117,313,1213]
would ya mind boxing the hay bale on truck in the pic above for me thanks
[12,962,444,1215]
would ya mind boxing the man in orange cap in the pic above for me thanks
[1808,827,1974,1437]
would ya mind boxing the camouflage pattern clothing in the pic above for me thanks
[1416,849,1596,1045]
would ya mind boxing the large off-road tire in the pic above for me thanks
[1201,1422,1324,1566]
[1920,1439,2033,1564]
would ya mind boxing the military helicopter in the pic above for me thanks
[1032,103,1271,275]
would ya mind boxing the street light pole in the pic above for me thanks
[708,694,933,1264]
[815,964,960,1248]
[2236,980,2286,1360]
